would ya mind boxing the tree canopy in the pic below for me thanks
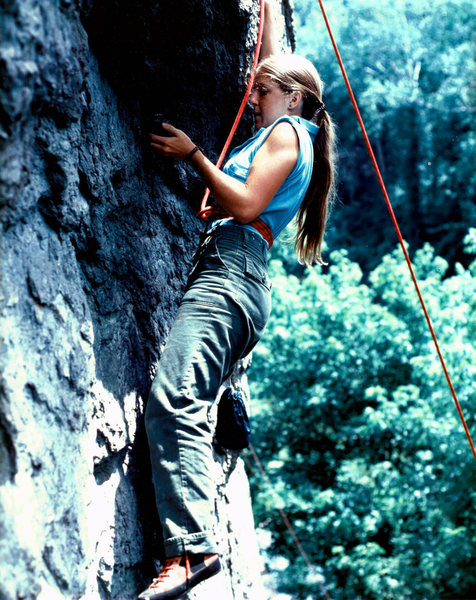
[249,233,476,599]
[294,0,475,272]
[247,2,476,597]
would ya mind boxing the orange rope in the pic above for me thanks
[316,0,476,462]
[197,0,265,220]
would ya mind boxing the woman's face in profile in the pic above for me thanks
[249,78,292,129]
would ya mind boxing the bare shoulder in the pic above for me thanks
[265,120,299,153]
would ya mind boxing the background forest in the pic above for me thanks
[247,1,476,598]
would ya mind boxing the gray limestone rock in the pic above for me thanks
[0,0,293,598]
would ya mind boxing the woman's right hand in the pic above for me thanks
[149,123,196,161]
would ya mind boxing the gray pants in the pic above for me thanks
[145,225,271,557]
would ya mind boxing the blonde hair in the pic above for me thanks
[256,55,337,265]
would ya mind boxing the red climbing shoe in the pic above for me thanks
[137,554,221,600]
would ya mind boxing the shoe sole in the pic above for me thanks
[189,556,221,589]
[141,557,221,600]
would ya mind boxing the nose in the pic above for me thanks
[249,89,259,106]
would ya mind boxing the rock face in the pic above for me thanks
[0,0,293,598]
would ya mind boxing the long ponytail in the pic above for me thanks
[295,107,336,265]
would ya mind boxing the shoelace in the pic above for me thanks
[150,557,183,587]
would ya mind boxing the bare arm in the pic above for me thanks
[149,121,298,223]
[259,0,282,60]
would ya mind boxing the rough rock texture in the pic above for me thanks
[0,0,293,598]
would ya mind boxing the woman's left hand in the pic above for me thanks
[149,123,196,160]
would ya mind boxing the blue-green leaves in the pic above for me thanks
[248,239,476,599]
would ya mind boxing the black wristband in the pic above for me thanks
[185,145,202,163]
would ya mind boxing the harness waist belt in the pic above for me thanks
[199,207,273,250]
[248,217,273,249]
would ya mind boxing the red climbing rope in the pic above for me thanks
[316,0,476,462]
[197,0,265,220]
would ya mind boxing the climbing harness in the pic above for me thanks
[316,0,476,462]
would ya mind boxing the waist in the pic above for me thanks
[200,223,269,264]
[208,217,273,249]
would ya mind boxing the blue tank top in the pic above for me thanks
[212,115,318,244]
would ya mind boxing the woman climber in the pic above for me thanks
[139,1,337,598]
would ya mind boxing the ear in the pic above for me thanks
[288,90,303,110]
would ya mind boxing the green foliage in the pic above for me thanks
[248,236,476,599]
[247,4,476,594]
[294,0,476,271]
